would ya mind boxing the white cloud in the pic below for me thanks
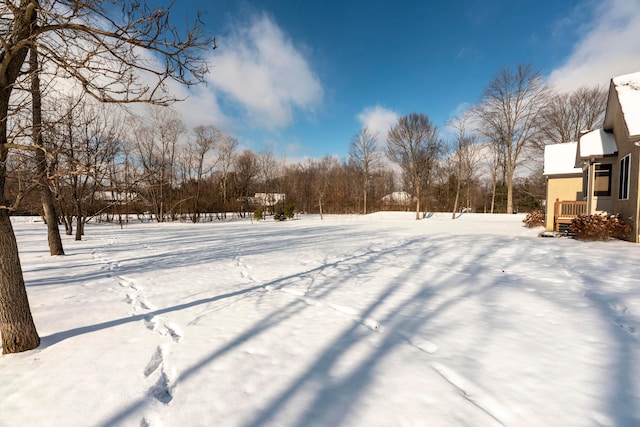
[206,13,323,131]
[548,0,640,91]
[356,105,399,147]
[165,80,231,131]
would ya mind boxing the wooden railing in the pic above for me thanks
[554,199,587,231]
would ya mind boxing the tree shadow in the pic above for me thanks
[40,283,266,349]
[555,248,639,426]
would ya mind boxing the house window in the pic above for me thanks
[582,169,588,200]
[619,154,630,200]
[594,164,612,197]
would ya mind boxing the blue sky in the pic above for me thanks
[165,0,640,162]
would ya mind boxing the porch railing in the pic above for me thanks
[553,199,587,231]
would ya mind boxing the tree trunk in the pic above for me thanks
[452,176,461,220]
[42,190,64,253]
[363,188,367,215]
[0,211,40,354]
[64,213,73,235]
[491,179,497,214]
[75,199,83,241]
[415,182,421,220]
[506,171,514,214]
[31,47,64,256]
[0,2,41,354]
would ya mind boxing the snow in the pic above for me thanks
[613,71,640,137]
[579,128,618,159]
[543,142,582,175]
[1,213,640,427]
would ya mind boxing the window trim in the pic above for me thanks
[594,163,612,197]
[619,154,630,200]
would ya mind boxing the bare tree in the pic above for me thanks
[217,134,238,213]
[0,0,213,353]
[257,148,279,218]
[29,46,64,254]
[349,127,379,215]
[54,97,122,240]
[483,140,503,214]
[448,113,483,217]
[309,156,337,220]
[474,64,548,214]
[234,150,259,197]
[386,113,443,220]
[190,125,219,222]
[132,106,185,222]
[537,85,607,147]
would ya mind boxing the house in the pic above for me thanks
[544,71,640,241]
[543,142,584,231]
[252,193,286,214]
[381,191,414,208]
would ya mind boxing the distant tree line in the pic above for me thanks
[7,67,607,230]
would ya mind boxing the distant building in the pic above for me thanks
[253,193,286,206]
[382,191,414,207]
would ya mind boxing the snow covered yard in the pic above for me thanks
[1,213,639,427]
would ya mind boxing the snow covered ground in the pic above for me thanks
[1,212,639,427]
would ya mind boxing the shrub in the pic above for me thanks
[523,209,545,228]
[568,214,632,241]
[253,206,264,221]
[284,201,295,219]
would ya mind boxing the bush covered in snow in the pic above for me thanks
[522,209,545,228]
[568,214,631,241]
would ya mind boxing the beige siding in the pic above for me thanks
[607,86,639,242]
[545,175,583,230]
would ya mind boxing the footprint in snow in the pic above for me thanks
[145,316,183,343]
[144,345,167,377]
[143,344,175,406]
[150,370,173,404]
[610,302,639,340]
[126,293,153,313]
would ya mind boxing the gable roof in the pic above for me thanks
[578,128,618,159]
[543,142,582,176]
[606,71,640,137]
